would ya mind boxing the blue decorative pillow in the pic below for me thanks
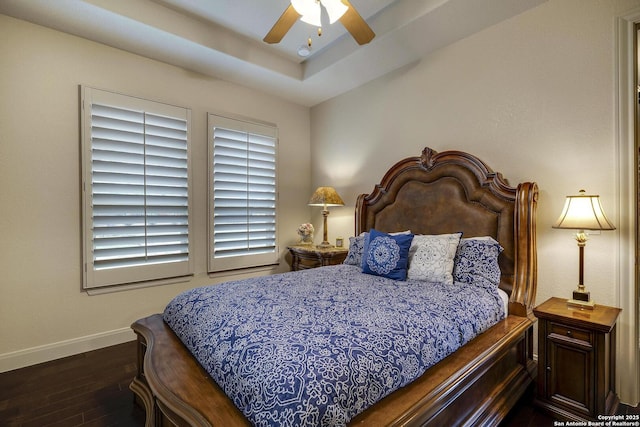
[453,237,503,288]
[344,230,411,266]
[361,229,414,280]
[343,233,368,266]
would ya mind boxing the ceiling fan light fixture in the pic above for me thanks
[264,1,374,46]
[290,0,314,15]
[300,11,321,27]
[321,0,348,24]
[292,0,322,27]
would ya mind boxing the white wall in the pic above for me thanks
[0,14,311,370]
[311,0,639,404]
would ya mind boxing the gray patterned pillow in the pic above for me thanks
[407,233,463,284]
[343,233,368,266]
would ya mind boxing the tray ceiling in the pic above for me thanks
[0,0,546,106]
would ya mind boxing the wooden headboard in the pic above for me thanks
[355,147,538,316]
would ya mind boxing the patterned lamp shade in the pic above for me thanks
[308,187,344,208]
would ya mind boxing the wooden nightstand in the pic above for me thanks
[533,297,621,421]
[287,245,348,271]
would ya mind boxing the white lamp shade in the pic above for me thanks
[291,0,347,27]
[321,0,348,24]
[291,0,315,15]
[292,0,322,26]
[553,190,615,231]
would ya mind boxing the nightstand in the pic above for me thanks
[287,245,348,271]
[533,297,621,421]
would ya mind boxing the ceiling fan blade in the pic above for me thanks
[339,0,375,45]
[263,4,301,44]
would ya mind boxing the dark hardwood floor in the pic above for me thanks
[0,341,144,427]
[0,340,637,426]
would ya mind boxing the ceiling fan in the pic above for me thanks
[263,0,375,46]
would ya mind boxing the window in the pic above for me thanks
[81,87,193,289]
[209,114,278,272]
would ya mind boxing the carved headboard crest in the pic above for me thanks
[420,147,513,199]
[420,147,437,169]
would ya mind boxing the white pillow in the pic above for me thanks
[407,233,463,284]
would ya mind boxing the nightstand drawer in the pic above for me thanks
[295,255,322,270]
[549,322,592,345]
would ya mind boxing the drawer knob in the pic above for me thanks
[546,366,551,371]
[566,330,572,336]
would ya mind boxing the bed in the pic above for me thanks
[130,146,538,427]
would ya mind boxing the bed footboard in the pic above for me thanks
[131,313,536,427]
[130,314,250,427]
[350,314,536,426]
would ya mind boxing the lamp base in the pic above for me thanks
[567,298,595,310]
[572,288,590,302]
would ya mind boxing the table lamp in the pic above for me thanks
[308,186,344,248]
[552,190,615,309]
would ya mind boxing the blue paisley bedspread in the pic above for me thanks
[163,264,505,427]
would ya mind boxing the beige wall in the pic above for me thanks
[0,14,311,369]
[310,0,639,403]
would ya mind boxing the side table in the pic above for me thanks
[533,297,621,421]
[287,245,348,271]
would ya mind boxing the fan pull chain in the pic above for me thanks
[307,25,321,48]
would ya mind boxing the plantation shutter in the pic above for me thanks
[209,114,278,272]
[82,87,193,288]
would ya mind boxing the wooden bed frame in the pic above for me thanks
[130,147,538,427]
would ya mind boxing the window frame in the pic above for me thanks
[81,86,194,289]
[208,113,279,273]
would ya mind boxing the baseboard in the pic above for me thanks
[0,327,136,373]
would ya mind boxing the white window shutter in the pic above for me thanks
[82,87,193,288]
[209,114,278,272]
